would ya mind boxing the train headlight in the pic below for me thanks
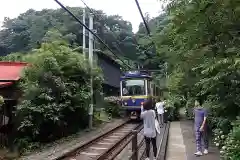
[124,102,128,106]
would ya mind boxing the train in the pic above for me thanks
[120,70,161,119]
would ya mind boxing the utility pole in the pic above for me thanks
[82,8,86,58]
[88,13,94,130]
[165,62,168,89]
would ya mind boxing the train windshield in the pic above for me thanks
[121,79,145,96]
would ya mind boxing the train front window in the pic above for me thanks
[122,79,145,96]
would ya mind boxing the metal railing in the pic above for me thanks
[103,126,144,160]
[122,122,170,160]
[129,130,145,160]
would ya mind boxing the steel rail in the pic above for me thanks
[97,124,143,160]
[56,119,131,160]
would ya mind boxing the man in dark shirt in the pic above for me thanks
[194,100,209,156]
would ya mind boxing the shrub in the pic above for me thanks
[104,96,121,118]
[220,118,240,160]
[184,98,195,120]
[165,103,180,121]
[14,41,103,148]
[212,118,240,160]
[213,128,227,150]
[164,95,181,121]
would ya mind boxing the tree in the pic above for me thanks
[153,0,240,158]
[6,39,103,149]
[0,8,138,61]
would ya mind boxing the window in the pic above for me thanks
[121,79,145,96]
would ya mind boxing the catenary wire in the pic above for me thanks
[79,0,140,67]
[54,0,132,69]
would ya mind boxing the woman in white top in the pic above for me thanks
[155,97,165,127]
[141,99,157,160]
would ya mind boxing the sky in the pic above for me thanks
[0,0,164,33]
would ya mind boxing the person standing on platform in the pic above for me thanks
[141,100,157,160]
[194,99,209,156]
[155,97,165,128]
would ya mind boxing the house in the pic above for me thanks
[95,50,121,96]
[76,47,122,96]
[0,62,28,146]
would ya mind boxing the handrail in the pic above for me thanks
[98,125,143,160]
[128,136,145,160]
[127,127,146,160]
[129,122,170,160]
[105,126,145,160]
[107,122,169,160]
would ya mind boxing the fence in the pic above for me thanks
[107,128,145,160]
[113,122,170,160]
[129,130,145,160]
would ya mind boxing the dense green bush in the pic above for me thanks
[164,105,179,121]
[213,118,240,160]
[151,0,240,159]
[13,41,103,148]
[184,98,195,120]
[104,96,121,118]
[164,95,181,121]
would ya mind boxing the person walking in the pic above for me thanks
[194,99,209,156]
[141,99,157,160]
[155,97,165,127]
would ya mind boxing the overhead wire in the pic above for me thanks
[134,0,157,64]
[134,0,151,36]
[79,0,139,68]
[80,0,159,69]
[53,0,132,69]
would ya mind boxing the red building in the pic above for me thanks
[0,61,28,146]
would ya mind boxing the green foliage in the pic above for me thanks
[104,96,121,118]
[0,8,138,62]
[165,105,180,121]
[213,118,240,160]
[164,95,182,121]
[153,0,240,159]
[14,41,103,149]
[133,13,169,70]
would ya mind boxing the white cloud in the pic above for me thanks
[0,0,164,32]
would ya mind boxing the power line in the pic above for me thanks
[79,0,138,67]
[79,0,159,69]
[134,0,157,63]
[54,0,132,69]
[134,0,151,36]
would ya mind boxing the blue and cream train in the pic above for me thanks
[120,70,161,119]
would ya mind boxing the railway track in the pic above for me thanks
[59,120,142,160]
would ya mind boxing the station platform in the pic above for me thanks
[166,120,220,160]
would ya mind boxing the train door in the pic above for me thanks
[144,79,148,96]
